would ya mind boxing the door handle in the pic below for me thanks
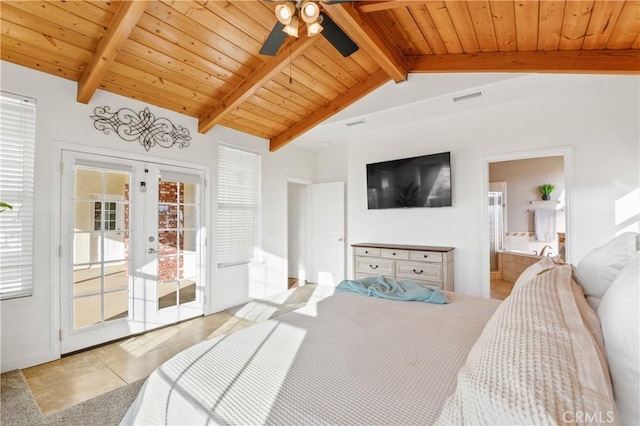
[148,248,157,254]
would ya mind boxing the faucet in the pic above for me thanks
[540,245,553,257]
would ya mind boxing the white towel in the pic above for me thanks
[535,208,556,242]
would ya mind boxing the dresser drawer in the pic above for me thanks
[355,256,394,276]
[406,278,443,290]
[355,273,393,281]
[380,248,409,260]
[409,250,443,263]
[396,260,443,282]
[354,247,381,257]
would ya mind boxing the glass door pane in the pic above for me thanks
[488,191,504,272]
[156,179,198,310]
[72,167,131,330]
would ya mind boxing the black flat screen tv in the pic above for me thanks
[366,151,452,209]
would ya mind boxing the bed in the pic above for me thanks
[123,233,639,425]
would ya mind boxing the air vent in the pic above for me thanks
[452,91,484,103]
[345,119,368,127]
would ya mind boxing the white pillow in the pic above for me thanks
[598,252,639,425]
[586,296,602,311]
[576,232,639,309]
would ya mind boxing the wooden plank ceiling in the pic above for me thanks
[1,1,639,151]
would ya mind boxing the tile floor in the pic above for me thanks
[22,283,331,415]
[490,278,515,300]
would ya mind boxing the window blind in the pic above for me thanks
[0,92,36,300]
[217,145,261,268]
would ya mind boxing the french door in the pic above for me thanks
[60,151,205,353]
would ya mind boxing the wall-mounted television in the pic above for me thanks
[366,151,452,209]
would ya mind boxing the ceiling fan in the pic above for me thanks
[259,0,359,58]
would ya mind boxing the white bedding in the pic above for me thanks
[123,291,499,425]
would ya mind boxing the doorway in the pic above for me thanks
[482,147,573,300]
[286,181,346,289]
[287,181,309,289]
[60,150,206,353]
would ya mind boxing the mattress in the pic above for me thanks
[123,291,500,425]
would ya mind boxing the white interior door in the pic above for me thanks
[309,182,345,286]
[60,151,205,353]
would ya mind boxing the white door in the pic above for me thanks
[143,165,205,330]
[309,182,345,286]
[60,151,205,353]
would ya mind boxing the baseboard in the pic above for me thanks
[1,350,60,373]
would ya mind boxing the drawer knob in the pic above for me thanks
[413,269,424,274]
[370,264,379,270]
[365,251,369,254]
[423,255,428,258]
[392,252,396,256]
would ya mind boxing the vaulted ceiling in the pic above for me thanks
[2,1,639,151]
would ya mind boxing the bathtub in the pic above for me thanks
[498,250,543,282]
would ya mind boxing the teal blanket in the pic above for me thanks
[335,275,449,304]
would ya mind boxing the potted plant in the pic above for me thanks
[0,202,12,213]
[537,184,554,201]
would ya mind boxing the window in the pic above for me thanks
[217,145,261,267]
[0,92,36,300]
[94,201,117,231]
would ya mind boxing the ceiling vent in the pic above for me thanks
[453,91,484,103]
[345,119,368,127]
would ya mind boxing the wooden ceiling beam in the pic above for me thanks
[407,50,640,74]
[198,34,318,134]
[356,1,429,14]
[77,0,148,104]
[322,3,407,82]
[198,31,318,133]
[269,68,390,151]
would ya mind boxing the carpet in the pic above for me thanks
[1,370,145,426]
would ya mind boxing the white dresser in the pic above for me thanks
[352,243,454,292]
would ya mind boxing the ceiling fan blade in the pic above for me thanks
[260,22,287,56]
[320,13,359,57]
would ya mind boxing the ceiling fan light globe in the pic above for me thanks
[307,21,323,37]
[282,16,300,38]
[276,2,295,25]
[300,1,320,23]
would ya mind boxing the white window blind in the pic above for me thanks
[0,92,36,300]
[217,145,261,267]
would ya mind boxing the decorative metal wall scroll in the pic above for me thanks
[91,106,191,151]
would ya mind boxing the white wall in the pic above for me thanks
[0,61,317,372]
[317,141,348,183]
[336,75,639,297]
[213,143,316,309]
